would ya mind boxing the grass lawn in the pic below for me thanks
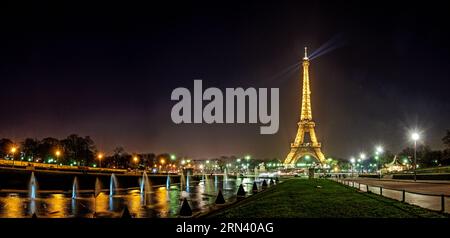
[207,178,449,218]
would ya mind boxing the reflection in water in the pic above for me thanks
[47,194,67,217]
[1,194,23,218]
[128,190,142,217]
[95,193,109,214]
[155,187,169,217]
[29,199,36,216]
[0,176,260,218]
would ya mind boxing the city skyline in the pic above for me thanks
[1,2,449,159]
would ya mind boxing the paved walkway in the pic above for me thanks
[345,178,450,196]
[339,178,450,213]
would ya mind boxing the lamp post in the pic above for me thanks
[133,156,139,173]
[375,146,383,178]
[55,150,61,167]
[10,146,17,167]
[411,132,420,182]
[160,158,166,172]
[350,157,356,178]
[97,153,103,168]
[359,153,366,174]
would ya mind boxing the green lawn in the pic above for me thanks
[207,178,448,218]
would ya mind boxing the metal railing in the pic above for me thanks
[332,178,449,214]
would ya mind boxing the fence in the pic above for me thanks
[332,178,449,214]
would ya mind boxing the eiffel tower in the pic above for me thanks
[284,47,326,166]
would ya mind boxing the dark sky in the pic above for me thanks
[1,1,449,160]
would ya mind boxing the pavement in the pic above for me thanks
[345,177,450,196]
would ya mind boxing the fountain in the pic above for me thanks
[185,170,190,192]
[110,173,118,197]
[29,172,37,216]
[94,177,102,197]
[214,174,218,184]
[29,172,37,200]
[94,177,101,217]
[180,171,186,189]
[224,168,228,183]
[140,171,152,206]
[254,167,259,180]
[72,177,79,199]
[140,171,151,195]
[223,168,229,189]
[166,174,171,189]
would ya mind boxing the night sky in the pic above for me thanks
[1,1,449,160]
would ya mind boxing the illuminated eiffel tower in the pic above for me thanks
[284,47,326,166]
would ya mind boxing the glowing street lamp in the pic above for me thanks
[97,153,103,168]
[350,157,356,177]
[359,153,366,160]
[10,146,18,167]
[245,155,251,161]
[411,132,420,181]
[358,153,366,174]
[170,154,176,160]
[374,146,383,177]
[375,146,383,155]
[55,150,61,165]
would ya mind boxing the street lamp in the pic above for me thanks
[10,146,18,167]
[411,132,420,182]
[97,153,103,168]
[133,156,139,172]
[359,153,366,174]
[375,146,383,178]
[55,150,61,165]
[375,146,383,154]
[160,158,166,172]
[350,157,356,178]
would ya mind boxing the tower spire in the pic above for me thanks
[300,47,312,121]
[303,47,308,60]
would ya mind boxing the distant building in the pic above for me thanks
[381,155,409,173]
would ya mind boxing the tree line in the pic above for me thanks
[0,134,96,166]
[0,134,172,169]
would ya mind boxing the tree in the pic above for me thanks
[0,138,14,158]
[110,146,130,169]
[398,145,440,168]
[61,134,96,166]
[37,137,60,162]
[21,138,40,161]
[443,130,450,148]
